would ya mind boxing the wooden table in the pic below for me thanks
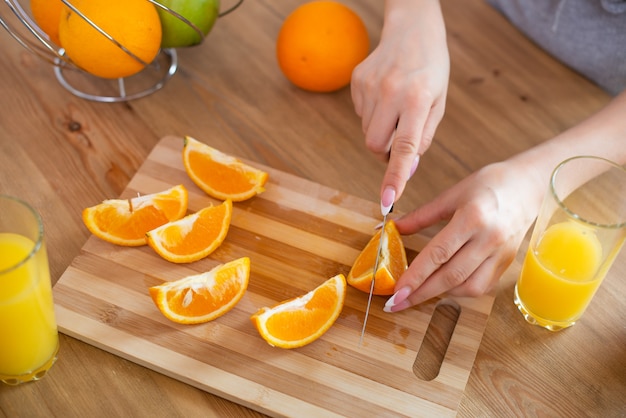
[1,0,623,416]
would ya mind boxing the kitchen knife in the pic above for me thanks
[359,204,392,346]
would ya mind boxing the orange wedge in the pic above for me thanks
[149,257,250,324]
[82,184,188,246]
[182,136,269,202]
[146,199,232,263]
[251,274,346,349]
[346,220,407,295]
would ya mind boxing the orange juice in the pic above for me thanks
[0,232,58,382]
[515,221,606,329]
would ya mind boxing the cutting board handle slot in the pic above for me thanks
[412,299,460,381]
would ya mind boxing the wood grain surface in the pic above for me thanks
[53,136,496,417]
[1,0,623,416]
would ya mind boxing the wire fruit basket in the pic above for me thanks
[0,0,242,102]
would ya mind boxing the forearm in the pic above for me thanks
[509,90,626,195]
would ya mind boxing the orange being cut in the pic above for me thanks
[150,257,250,324]
[182,136,269,202]
[251,274,346,349]
[346,220,407,296]
[146,199,232,263]
[82,184,188,246]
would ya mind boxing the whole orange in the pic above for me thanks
[58,0,162,79]
[276,1,369,93]
[30,0,64,46]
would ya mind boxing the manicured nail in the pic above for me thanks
[381,187,395,216]
[408,155,420,179]
[383,286,411,312]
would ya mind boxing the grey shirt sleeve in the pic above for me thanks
[486,0,626,96]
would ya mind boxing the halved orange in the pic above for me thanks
[346,220,407,295]
[146,199,232,263]
[182,136,269,202]
[149,257,250,324]
[82,184,188,246]
[251,274,346,349]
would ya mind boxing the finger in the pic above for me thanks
[350,70,375,135]
[381,102,430,202]
[388,220,519,312]
[392,181,462,238]
[393,197,454,236]
[417,97,445,156]
[351,87,364,118]
[446,258,501,297]
[385,237,485,312]
[350,60,369,117]
[364,100,400,158]
[446,242,516,297]
[404,242,491,306]
[383,128,421,198]
[383,205,486,313]
[396,215,474,293]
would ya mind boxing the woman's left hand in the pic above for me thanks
[384,160,544,311]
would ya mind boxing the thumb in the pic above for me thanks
[394,192,454,235]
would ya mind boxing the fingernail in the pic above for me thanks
[408,155,420,179]
[381,187,395,216]
[384,299,411,313]
[383,286,411,312]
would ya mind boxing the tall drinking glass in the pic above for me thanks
[514,156,626,331]
[0,195,59,384]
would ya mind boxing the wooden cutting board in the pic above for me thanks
[53,135,496,417]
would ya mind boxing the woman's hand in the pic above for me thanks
[351,0,450,211]
[384,89,626,310]
[384,161,545,311]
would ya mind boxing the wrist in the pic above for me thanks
[382,0,446,42]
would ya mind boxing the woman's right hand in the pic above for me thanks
[351,0,450,209]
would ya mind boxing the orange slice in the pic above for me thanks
[149,257,250,324]
[182,136,269,202]
[346,220,407,295]
[146,199,232,263]
[251,274,347,349]
[82,184,188,246]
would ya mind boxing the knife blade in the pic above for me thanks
[359,204,392,346]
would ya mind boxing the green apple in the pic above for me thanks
[156,0,220,48]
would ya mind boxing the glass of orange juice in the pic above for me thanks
[515,156,626,331]
[0,195,59,384]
